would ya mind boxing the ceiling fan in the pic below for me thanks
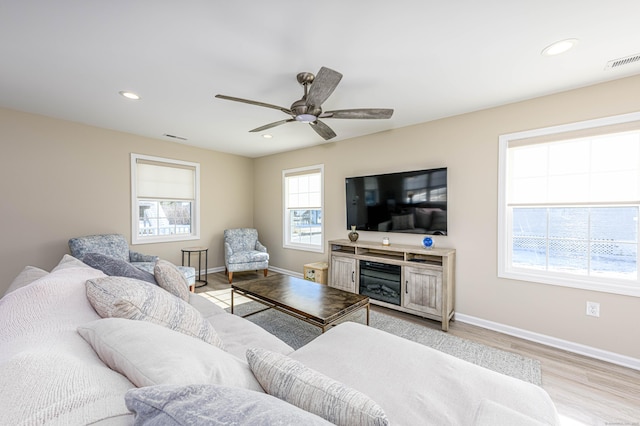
[215,67,393,140]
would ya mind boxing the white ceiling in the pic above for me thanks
[1,1,640,158]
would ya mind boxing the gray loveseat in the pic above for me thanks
[0,255,559,425]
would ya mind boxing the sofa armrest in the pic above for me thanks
[129,251,159,263]
[256,241,267,252]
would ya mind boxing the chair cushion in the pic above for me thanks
[228,251,269,264]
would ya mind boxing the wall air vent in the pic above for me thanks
[605,53,640,70]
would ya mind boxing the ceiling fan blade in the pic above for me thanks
[215,94,292,115]
[321,108,394,119]
[309,120,337,140]
[249,118,295,133]
[306,67,343,107]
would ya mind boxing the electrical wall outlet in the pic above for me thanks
[586,301,600,317]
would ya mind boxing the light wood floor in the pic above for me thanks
[197,271,640,426]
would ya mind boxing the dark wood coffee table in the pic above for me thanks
[231,274,369,333]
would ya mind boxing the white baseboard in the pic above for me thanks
[455,313,640,371]
[203,266,639,371]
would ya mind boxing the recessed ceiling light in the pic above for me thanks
[119,91,141,100]
[541,39,579,56]
[262,134,273,139]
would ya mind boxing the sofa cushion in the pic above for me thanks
[0,259,135,425]
[4,265,48,296]
[85,276,224,349]
[78,318,262,391]
[154,259,190,301]
[82,252,157,285]
[474,399,549,426]
[125,384,333,426]
[246,348,389,426]
[289,322,559,426]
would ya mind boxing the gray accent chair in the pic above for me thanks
[68,234,196,285]
[224,228,269,283]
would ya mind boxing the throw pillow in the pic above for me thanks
[4,266,48,296]
[246,348,389,426]
[154,259,190,301]
[85,276,224,349]
[82,252,157,285]
[125,384,333,426]
[391,214,415,230]
[51,254,92,272]
[78,318,260,391]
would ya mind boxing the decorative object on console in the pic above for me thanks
[422,236,434,249]
[382,237,390,246]
[348,225,359,242]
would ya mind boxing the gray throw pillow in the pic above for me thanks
[154,259,190,301]
[82,252,157,285]
[85,276,223,349]
[246,348,389,426]
[391,214,415,230]
[125,384,333,425]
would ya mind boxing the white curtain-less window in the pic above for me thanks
[498,112,640,297]
[283,165,324,253]
[131,154,200,244]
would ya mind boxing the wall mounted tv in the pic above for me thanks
[345,167,447,235]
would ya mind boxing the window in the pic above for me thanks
[498,112,640,297]
[131,154,200,244]
[283,165,324,253]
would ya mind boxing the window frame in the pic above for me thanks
[498,112,640,297]
[282,164,324,253]
[131,153,200,245]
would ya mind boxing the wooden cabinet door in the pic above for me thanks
[330,256,357,293]
[403,265,442,316]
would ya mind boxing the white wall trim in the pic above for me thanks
[456,313,640,371]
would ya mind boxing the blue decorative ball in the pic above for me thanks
[422,237,434,249]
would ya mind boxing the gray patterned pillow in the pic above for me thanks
[82,252,157,285]
[246,348,389,426]
[125,384,333,425]
[85,276,223,349]
[154,259,189,301]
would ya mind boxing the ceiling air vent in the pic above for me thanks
[163,134,188,141]
[605,53,640,70]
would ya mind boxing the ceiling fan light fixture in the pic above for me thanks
[541,38,578,56]
[295,114,317,123]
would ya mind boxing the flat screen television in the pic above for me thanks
[345,167,447,235]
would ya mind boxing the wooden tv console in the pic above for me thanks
[328,239,455,331]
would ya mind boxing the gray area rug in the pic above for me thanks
[227,301,542,385]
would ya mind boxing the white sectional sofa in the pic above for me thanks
[0,255,559,425]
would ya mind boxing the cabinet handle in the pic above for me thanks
[406,281,408,293]
[352,271,355,283]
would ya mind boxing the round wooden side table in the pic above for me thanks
[181,246,208,288]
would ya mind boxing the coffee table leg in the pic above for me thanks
[366,303,370,326]
[231,289,234,314]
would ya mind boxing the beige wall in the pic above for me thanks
[0,108,254,295]
[254,74,640,359]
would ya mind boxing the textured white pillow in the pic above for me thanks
[4,266,48,296]
[51,254,91,271]
[85,276,224,349]
[154,259,190,301]
[246,348,389,426]
[78,318,261,391]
